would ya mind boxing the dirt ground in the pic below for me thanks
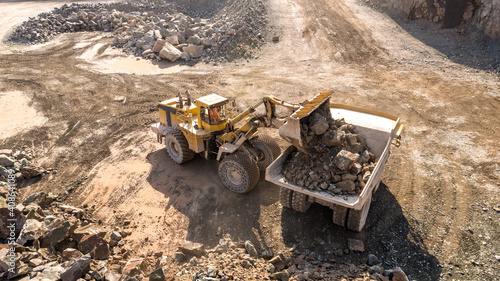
[1,0,499,280]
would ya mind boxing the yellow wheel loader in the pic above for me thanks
[151,91,335,193]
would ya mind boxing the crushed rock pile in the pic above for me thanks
[8,0,267,62]
[0,148,47,182]
[283,102,377,196]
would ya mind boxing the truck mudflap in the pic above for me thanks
[266,104,403,211]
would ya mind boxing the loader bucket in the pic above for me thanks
[278,91,334,149]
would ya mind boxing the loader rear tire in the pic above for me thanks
[346,193,372,232]
[218,150,260,193]
[291,192,311,213]
[165,130,195,164]
[279,188,293,209]
[250,135,281,171]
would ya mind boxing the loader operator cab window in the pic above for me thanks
[201,104,226,125]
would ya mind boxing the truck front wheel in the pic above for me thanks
[291,192,311,213]
[279,188,293,209]
[218,150,260,193]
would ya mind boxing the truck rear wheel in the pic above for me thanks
[250,135,281,171]
[218,150,260,193]
[346,193,372,232]
[291,192,311,213]
[165,130,195,164]
[332,205,348,228]
[279,188,293,209]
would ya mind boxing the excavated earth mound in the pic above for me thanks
[7,0,267,62]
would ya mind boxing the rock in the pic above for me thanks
[322,130,343,146]
[62,248,84,261]
[367,254,380,266]
[121,258,145,278]
[269,254,286,271]
[21,165,45,178]
[29,258,44,267]
[215,238,228,253]
[165,36,179,45]
[183,45,204,58]
[78,234,109,260]
[159,42,182,61]
[16,219,43,245]
[309,113,329,135]
[333,150,359,171]
[152,39,166,52]
[245,240,258,258]
[105,270,121,281]
[22,192,54,208]
[335,180,355,192]
[0,208,26,239]
[149,266,174,281]
[269,271,289,281]
[178,241,205,257]
[180,51,190,61]
[261,250,274,259]
[60,254,92,281]
[392,267,409,281]
[0,155,15,167]
[173,252,186,263]
[38,265,65,281]
[73,224,106,242]
[272,36,280,42]
[41,220,74,248]
[342,173,357,181]
[186,35,201,45]
[347,238,365,252]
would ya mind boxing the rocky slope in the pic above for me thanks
[367,0,500,37]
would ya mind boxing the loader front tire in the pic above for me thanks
[250,135,281,171]
[218,150,260,193]
[279,188,293,209]
[291,192,311,213]
[165,130,195,164]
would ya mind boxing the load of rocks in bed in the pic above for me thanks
[283,102,377,196]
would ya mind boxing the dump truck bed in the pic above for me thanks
[266,104,403,210]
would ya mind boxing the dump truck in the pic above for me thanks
[266,101,403,231]
[151,91,402,231]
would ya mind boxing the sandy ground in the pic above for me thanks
[1,0,499,280]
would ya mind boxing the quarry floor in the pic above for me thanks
[0,0,499,280]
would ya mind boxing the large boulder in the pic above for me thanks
[16,219,44,245]
[159,42,182,61]
[40,220,75,248]
[78,234,109,260]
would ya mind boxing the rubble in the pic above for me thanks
[0,147,44,183]
[283,102,377,196]
[0,185,410,280]
[8,0,268,62]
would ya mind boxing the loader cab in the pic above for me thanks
[196,94,228,131]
